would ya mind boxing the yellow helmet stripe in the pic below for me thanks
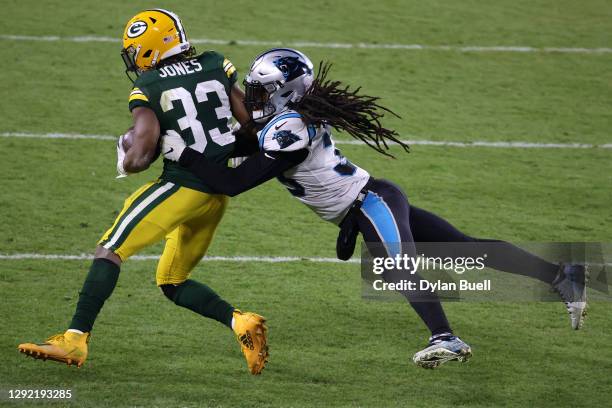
[149,8,186,42]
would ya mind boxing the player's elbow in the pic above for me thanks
[124,159,150,173]
[123,150,154,173]
[221,172,251,197]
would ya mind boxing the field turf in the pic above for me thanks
[1,1,611,407]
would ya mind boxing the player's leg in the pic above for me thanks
[409,206,587,328]
[155,191,268,374]
[409,206,560,283]
[357,178,471,368]
[357,179,451,335]
[69,180,183,332]
[157,227,235,325]
[17,181,169,366]
[155,193,235,325]
[18,181,201,366]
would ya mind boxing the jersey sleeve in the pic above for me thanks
[258,113,313,152]
[222,57,237,86]
[201,50,238,86]
[127,83,152,112]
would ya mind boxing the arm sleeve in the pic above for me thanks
[178,148,308,197]
[230,135,259,157]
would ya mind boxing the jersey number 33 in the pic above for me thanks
[160,80,235,153]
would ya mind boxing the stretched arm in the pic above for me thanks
[178,147,307,197]
[122,107,160,173]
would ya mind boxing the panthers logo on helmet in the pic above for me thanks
[127,20,148,38]
[273,130,301,149]
[272,56,311,81]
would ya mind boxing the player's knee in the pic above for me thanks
[160,284,178,301]
[94,245,122,266]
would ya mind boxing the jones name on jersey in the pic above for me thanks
[258,110,370,224]
[158,59,203,77]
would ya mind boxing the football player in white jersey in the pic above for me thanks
[162,48,588,369]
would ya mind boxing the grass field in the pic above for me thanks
[1,1,612,407]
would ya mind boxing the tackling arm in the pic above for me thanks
[122,107,160,173]
[178,148,307,197]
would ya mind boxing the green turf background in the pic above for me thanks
[1,1,611,407]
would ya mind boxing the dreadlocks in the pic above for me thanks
[290,61,409,158]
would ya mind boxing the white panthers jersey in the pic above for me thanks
[258,110,370,224]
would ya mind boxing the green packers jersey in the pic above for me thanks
[128,51,238,192]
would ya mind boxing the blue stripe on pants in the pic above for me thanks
[360,192,401,257]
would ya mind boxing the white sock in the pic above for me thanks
[231,317,235,331]
[67,329,84,335]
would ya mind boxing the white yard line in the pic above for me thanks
[2,131,611,150]
[0,253,359,263]
[0,132,116,141]
[335,139,610,149]
[2,253,611,268]
[1,34,611,55]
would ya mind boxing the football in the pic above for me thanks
[121,126,161,161]
[121,126,135,151]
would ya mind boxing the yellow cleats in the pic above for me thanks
[17,313,268,373]
[18,331,90,367]
[233,310,269,375]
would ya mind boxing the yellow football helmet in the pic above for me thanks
[121,9,192,79]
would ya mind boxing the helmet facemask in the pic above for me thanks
[121,45,142,83]
[243,79,280,123]
[121,42,163,83]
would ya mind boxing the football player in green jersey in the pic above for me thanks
[18,9,268,375]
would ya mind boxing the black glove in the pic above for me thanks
[336,209,360,261]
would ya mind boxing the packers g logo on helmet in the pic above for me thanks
[126,20,148,38]
[120,9,192,81]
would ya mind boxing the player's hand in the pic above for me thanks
[116,135,129,178]
[162,130,186,162]
[233,120,259,139]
